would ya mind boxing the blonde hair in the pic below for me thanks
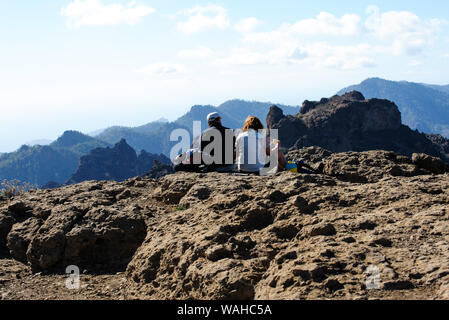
[242,116,264,132]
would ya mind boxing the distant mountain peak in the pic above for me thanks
[155,117,169,123]
[51,130,94,148]
[113,139,136,154]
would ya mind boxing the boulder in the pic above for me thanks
[26,205,87,271]
[7,217,43,262]
[412,153,449,174]
[63,207,147,268]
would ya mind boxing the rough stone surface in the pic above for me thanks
[7,217,43,262]
[412,153,449,175]
[0,212,15,253]
[286,146,333,166]
[124,158,449,299]
[1,149,449,300]
[1,180,149,272]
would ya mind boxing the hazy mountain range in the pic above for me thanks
[0,131,111,186]
[0,100,298,186]
[95,100,299,155]
[338,78,449,138]
[424,84,449,95]
[1,80,449,187]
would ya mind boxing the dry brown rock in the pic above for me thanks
[1,149,449,300]
[306,223,337,237]
[322,150,427,183]
[286,146,333,165]
[7,217,43,262]
[63,207,147,268]
[0,180,150,272]
[124,168,449,299]
[412,153,449,175]
[0,212,15,253]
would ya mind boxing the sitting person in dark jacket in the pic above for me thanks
[174,112,235,172]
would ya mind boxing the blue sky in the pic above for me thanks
[1,0,449,152]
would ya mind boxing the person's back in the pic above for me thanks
[197,112,235,169]
[235,129,268,173]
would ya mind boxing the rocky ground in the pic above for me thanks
[1,148,449,300]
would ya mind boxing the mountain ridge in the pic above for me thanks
[2,99,295,186]
[96,99,299,155]
[2,91,448,187]
[0,131,111,186]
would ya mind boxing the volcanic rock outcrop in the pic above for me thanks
[1,148,449,300]
[67,139,171,184]
[426,134,449,156]
[1,181,147,271]
[267,92,449,163]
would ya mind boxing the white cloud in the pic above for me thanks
[178,46,214,59]
[242,12,361,45]
[212,42,375,70]
[229,6,447,71]
[167,6,443,73]
[234,17,263,33]
[290,12,361,36]
[176,4,229,34]
[308,44,376,70]
[136,63,188,75]
[365,6,444,55]
[61,0,155,28]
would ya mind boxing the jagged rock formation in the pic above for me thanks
[267,92,449,163]
[1,148,449,299]
[67,139,171,184]
[426,134,449,157]
[337,78,449,137]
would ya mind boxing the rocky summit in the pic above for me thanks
[1,148,449,300]
[267,91,449,163]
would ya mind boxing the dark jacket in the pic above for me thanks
[198,124,235,166]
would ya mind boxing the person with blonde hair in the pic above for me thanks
[235,115,287,173]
